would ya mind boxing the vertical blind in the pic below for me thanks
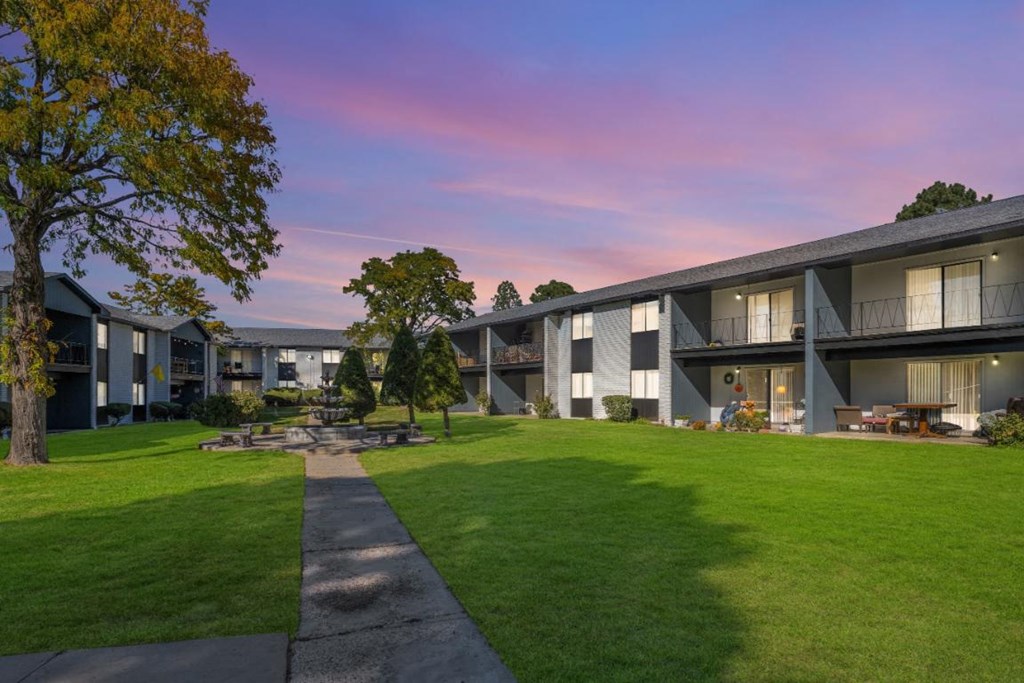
[906,360,980,431]
[747,289,793,343]
[906,262,981,331]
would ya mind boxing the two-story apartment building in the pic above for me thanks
[448,196,1024,433]
[215,328,388,394]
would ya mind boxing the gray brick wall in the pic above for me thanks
[659,294,673,424]
[592,301,630,419]
[556,314,572,418]
[543,315,562,413]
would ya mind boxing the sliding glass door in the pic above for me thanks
[744,366,797,425]
[906,359,981,431]
[906,262,981,331]
[747,289,794,343]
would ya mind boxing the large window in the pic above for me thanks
[631,300,659,333]
[571,372,593,398]
[132,330,146,355]
[322,349,341,364]
[906,262,981,331]
[132,382,146,406]
[97,381,108,407]
[745,366,796,425]
[571,312,593,340]
[278,348,297,387]
[907,359,981,431]
[747,289,794,343]
[630,369,659,399]
[97,323,108,350]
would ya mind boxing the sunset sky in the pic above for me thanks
[7,1,1024,327]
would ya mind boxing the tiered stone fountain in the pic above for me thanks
[285,376,364,444]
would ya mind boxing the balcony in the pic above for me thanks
[50,340,90,367]
[171,356,204,377]
[491,342,544,366]
[672,311,806,350]
[456,352,486,369]
[815,281,1024,339]
[221,362,262,379]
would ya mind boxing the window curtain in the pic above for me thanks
[770,289,794,342]
[906,267,942,331]
[770,367,795,424]
[747,293,770,343]
[907,362,941,402]
[942,360,980,431]
[943,262,981,328]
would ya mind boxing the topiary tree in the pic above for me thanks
[415,327,467,437]
[380,324,420,425]
[334,347,376,425]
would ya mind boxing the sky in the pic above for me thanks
[6,1,1024,327]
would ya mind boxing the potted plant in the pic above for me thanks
[675,414,691,428]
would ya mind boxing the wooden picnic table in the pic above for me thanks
[893,403,957,437]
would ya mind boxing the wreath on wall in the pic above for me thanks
[723,372,734,385]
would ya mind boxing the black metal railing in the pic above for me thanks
[171,356,204,375]
[222,361,262,376]
[492,342,544,365]
[816,281,1024,339]
[672,310,806,350]
[51,341,89,365]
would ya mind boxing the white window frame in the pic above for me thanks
[747,288,793,343]
[97,380,108,407]
[322,349,341,364]
[97,323,108,350]
[132,382,146,406]
[631,300,659,333]
[279,348,296,362]
[630,369,660,399]
[132,330,146,355]
[571,372,593,399]
[571,312,593,340]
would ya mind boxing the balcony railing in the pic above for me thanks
[171,356,204,375]
[492,342,544,365]
[222,362,262,376]
[51,341,89,366]
[456,353,485,368]
[672,310,806,350]
[816,281,1024,339]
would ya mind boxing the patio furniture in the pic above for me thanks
[863,405,895,433]
[893,403,957,438]
[219,424,254,448]
[929,422,963,437]
[834,405,865,431]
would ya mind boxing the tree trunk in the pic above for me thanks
[407,403,415,426]
[5,228,49,466]
[443,407,450,438]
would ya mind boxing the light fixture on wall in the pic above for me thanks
[776,384,787,395]
[992,355,1000,366]
[735,291,743,300]
[991,251,999,261]
[735,366,741,373]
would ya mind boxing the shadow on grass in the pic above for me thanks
[0,477,302,657]
[370,455,752,681]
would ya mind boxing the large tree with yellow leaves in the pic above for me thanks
[0,0,280,465]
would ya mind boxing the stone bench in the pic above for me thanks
[219,428,253,448]
[240,422,273,435]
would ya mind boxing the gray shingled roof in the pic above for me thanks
[0,271,101,312]
[101,304,210,337]
[448,194,1024,332]
[219,327,386,349]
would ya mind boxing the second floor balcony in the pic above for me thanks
[492,342,544,365]
[816,281,1024,339]
[171,356,204,376]
[222,361,263,377]
[456,352,486,369]
[50,340,90,367]
[673,311,806,350]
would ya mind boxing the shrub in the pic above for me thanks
[714,421,726,432]
[105,403,132,426]
[691,420,706,431]
[149,401,184,421]
[989,413,1024,447]
[534,393,557,419]
[734,408,769,432]
[602,395,633,422]
[190,391,264,427]
[475,390,492,414]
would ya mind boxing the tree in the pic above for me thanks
[334,347,376,425]
[415,327,466,437]
[0,1,279,466]
[491,280,523,311]
[379,324,420,425]
[530,280,576,303]
[108,273,232,337]
[344,248,475,345]
[896,182,993,222]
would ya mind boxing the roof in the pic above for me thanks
[0,271,102,313]
[101,304,212,339]
[448,194,1024,332]
[218,327,387,349]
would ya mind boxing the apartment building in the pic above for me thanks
[216,328,388,394]
[448,196,1024,433]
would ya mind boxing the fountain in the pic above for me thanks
[285,374,364,444]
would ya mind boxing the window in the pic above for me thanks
[279,348,296,362]
[906,262,981,331]
[571,312,593,340]
[571,372,593,398]
[97,323,108,350]
[97,381,108,407]
[747,289,794,343]
[631,300,659,333]
[630,369,660,399]
[132,382,146,406]
[132,330,146,355]
[907,359,981,431]
[322,349,341,364]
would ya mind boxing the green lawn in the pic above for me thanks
[0,422,304,656]
[362,415,1024,682]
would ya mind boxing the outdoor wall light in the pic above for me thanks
[991,251,999,261]
[735,291,743,300]
[992,355,1000,366]
[735,366,742,373]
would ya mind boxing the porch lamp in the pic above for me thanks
[991,251,999,261]
[735,291,743,300]
[992,355,1000,366]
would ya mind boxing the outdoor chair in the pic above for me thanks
[834,405,865,431]
[862,405,895,433]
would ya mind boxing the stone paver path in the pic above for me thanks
[289,453,514,682]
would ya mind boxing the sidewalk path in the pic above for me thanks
[289,453,514,682]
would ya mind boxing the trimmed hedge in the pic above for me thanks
[149,401,184,421]
[602,395,633,422]
[103,403,132,426]
[190,392,264,427]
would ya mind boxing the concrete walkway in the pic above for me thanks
[289,453,514,683]
[0,633,287,683]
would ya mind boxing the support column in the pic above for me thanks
[804,266,852,433]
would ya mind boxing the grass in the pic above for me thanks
[0,421,304,656]
[362,415,1024,682]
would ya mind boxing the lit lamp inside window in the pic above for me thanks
[776,385,787,395]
